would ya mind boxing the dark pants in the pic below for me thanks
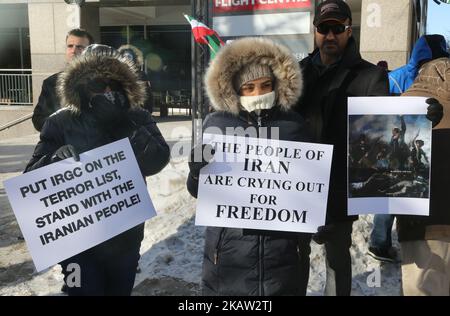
[324,221,353,296]
[370,214,394,250]
[60,245,141,296]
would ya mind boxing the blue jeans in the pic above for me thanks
[370,214,395,250]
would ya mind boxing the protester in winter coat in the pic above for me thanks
[25,44,170,296]
[293,0,390,296]
[397,57,449,296]
[186,37,312,296]
[389,34,449,94]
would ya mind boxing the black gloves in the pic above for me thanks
[52,145,80,162]
[426,98,443,128]
[312,224,336,245]
[188,144,215,179]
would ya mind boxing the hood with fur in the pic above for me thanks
[204,37,303,115]
[118,44,144,67]
[57,45,147,114]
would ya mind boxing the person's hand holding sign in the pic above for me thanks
[52,145,80,162]
[189,144,216,179]
[425,98,443,128]
[187,144,215,198]
[312,224,337,245]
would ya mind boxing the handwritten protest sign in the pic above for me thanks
[3,138,156,271]
[195,134,333,233]
[348,96,431,215]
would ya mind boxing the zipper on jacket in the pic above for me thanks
[259,235,265,295]
[214,228,226,265]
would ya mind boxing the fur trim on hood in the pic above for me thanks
[118,44,144,67]
[204,37,303,115]
[57,46,147,114]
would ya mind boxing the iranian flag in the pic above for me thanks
[184,14,224,58]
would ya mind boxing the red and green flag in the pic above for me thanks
[183,14,224,58]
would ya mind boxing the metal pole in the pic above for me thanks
[0,113,33,132]
[191,0,197,145]
[14,75,17,104]
[19,28,24,71]
[143,23,147,73]
[0,76,4,103]
[28,73,31,104]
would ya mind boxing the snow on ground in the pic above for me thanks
[0,123,402,296]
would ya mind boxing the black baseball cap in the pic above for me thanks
[313,0,352,26]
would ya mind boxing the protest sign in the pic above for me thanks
[348,96,431,215]
[4,138,156,271]
[195,134,333,233]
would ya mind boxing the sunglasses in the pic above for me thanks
[316,24,351,35]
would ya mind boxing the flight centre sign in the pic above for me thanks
[212,0,312,37]
[213,0,312,13]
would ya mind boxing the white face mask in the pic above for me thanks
[239,91,276,114]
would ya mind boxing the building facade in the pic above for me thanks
[0,0,428,138]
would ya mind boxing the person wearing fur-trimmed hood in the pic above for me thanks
[25,44,170,296]
[118,44,154,114]
[186,37,312,296]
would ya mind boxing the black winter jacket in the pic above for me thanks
[295,37,390,223]
[187,109,312,296]
[192,37,313,296]
[32,73,61,131]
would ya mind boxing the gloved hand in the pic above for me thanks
[312,224,336,245]
[52,145,80,162]
[89,91,130,128]
[188,144,215,179]
[426,98,443,128]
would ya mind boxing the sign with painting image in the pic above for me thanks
[348,97,432,216]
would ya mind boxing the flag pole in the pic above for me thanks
[203,37,218,55]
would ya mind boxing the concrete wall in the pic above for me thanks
[360,0,413,69]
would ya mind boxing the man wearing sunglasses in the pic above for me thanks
[32,28,94,132]
[294,0,390,296]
